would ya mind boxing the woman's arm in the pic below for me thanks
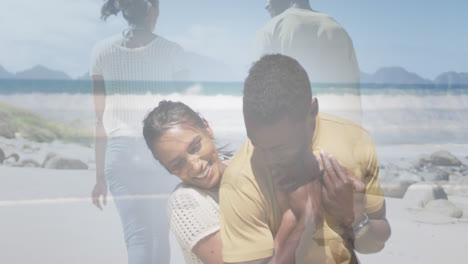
[192,231,223,264]
[91,75,108,210]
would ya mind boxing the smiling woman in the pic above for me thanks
[151,117,226,189]
[142,100,230,264]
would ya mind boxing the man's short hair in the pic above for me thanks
[243,54,312,125]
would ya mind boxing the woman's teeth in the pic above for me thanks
[195,165,211,179]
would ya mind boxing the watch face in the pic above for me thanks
[353,212,369,233]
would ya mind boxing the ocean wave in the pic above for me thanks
[1,92,467,143]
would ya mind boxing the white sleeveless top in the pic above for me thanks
[167,183,220,264]
[89,35,187,138]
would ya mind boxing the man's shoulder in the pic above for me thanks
[220,140,256,188]
[256,9,348,46]
[277,9,341,27]
[318,112,371,139]
[315,113,375,158]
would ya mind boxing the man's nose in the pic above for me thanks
[264,151,282,168]
[265,3,270,11]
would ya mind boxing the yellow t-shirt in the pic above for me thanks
[219,113,384,263]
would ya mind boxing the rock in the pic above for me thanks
[417,166,449,182]
[430,151,463,167]
[0,148,4,164]
[407,208,459,224]
[425,199,463,218]
[41,152,58,168]
[380,163,422,181]
[381,181,415,198]
[412,151,464,169]
[0,120,15,139]
[403,182,448,208]
[441,178,468,197]
[460,166,468,176]
[453,203,468,219]
[379,164,399,181]
[449,172,464,184]
[5,153,20,163]
[42,156,88,170]
[399,170,423,182]
[411,154,432,169]
[22,144,34,153]
[379,164,423,198]
[19,159,40,168]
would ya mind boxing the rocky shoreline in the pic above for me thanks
[0,136,93,170]
[1,133,468,222]
[379,150,468,221]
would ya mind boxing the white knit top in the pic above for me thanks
[90,34,187,138]
[167,183,220,264]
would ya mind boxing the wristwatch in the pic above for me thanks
[353,212,369,238]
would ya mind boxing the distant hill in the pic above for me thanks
[13,65,71,80]
[77,72,90,80]
[434,71,468,85]
[0,65,14,79]
[361,67,432,84]
[1,63,466,85]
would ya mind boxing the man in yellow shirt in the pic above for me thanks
[219,54,391,263]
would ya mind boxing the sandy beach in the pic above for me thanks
[0,166,186,264]
[1,140,468,263]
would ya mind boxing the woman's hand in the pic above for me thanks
[92,178,108,210]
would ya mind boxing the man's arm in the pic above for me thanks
[320,151,391,253]
[353,201,391,253]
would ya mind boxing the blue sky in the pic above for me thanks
[0,0,466,79]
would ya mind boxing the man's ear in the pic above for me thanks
[202,118,215,139]
[309,97,319,119]
[306,97,319,131]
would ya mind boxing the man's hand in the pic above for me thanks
[272,151,323,221]
[274,150,323,194]
[320,150,366,227]
[268,152,324,264]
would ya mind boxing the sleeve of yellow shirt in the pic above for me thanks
[360,133,385,214]
[219,181,274,263]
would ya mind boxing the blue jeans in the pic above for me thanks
[105,137,179,264]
